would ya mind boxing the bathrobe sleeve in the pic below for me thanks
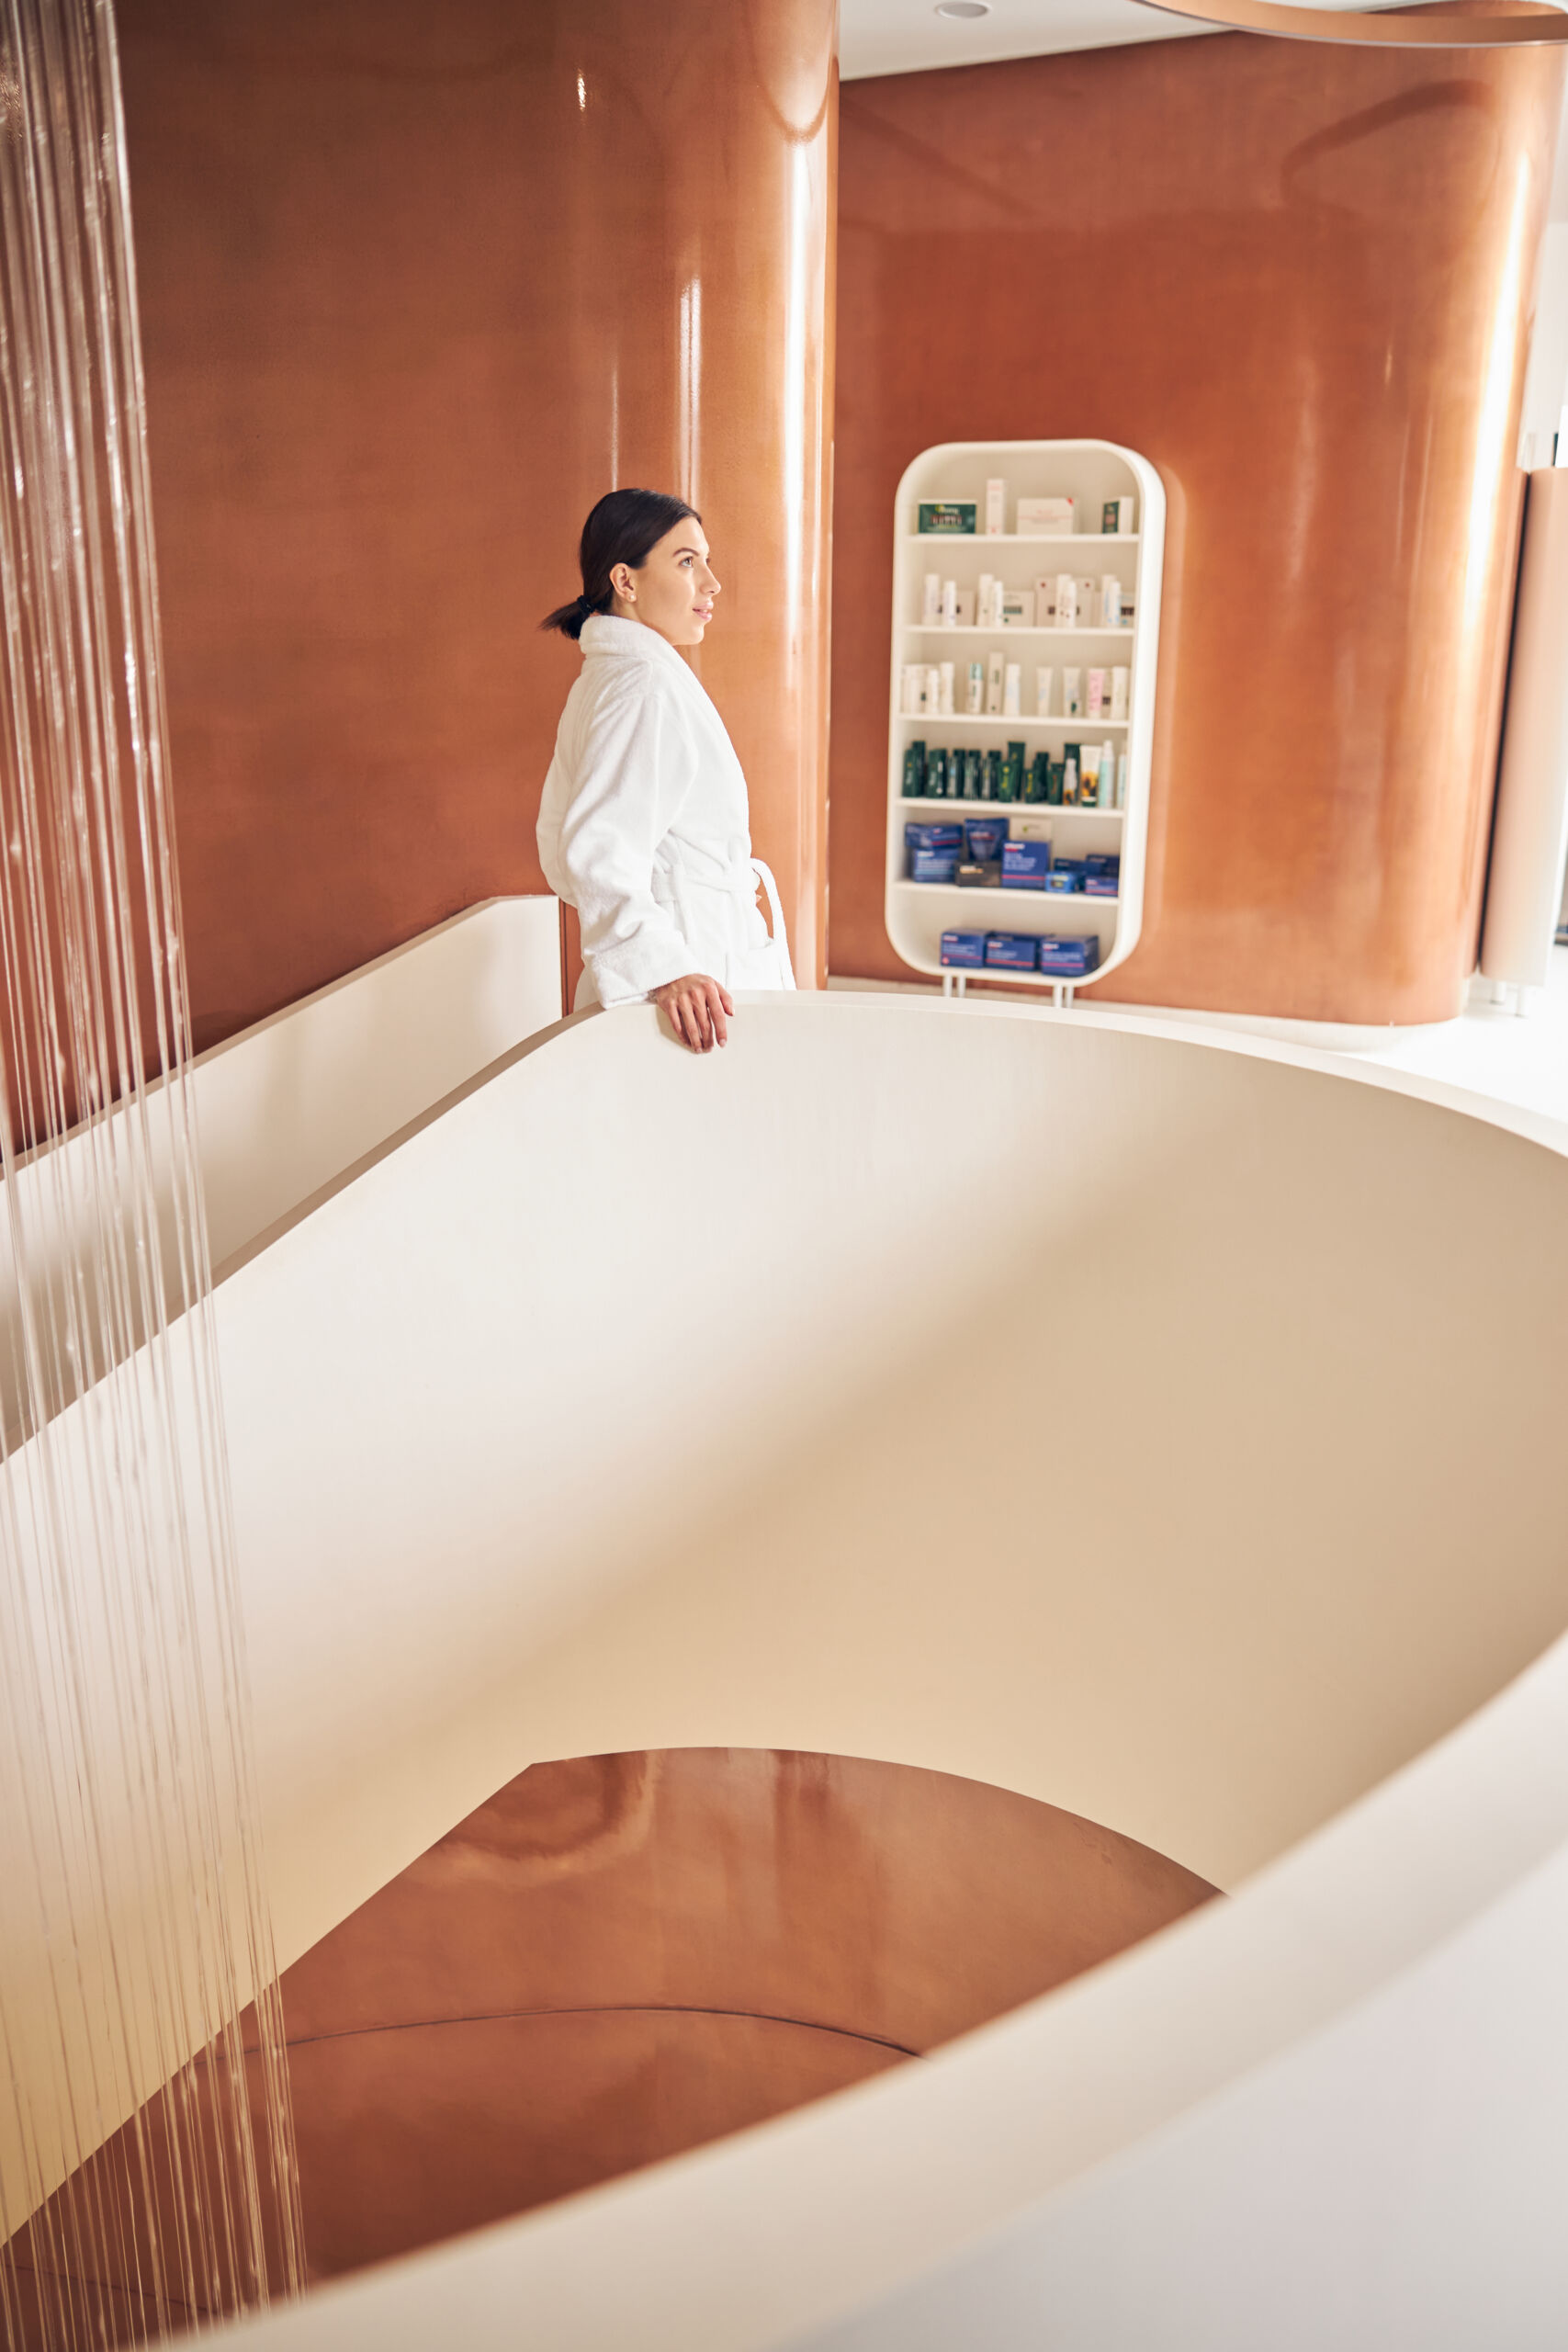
[555,676,697,1006]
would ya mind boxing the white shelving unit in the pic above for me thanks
[885,439,1165,1000]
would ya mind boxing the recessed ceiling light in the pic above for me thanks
[935,1,991,17]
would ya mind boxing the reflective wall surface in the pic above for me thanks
[118,0,836,1043]
[829,28,1565,1022]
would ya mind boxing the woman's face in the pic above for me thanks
[611,521,720,648]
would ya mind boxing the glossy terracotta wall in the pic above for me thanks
[830,29,1565,1023]
[8,1750,1215,2335]
[115,0,835,1049]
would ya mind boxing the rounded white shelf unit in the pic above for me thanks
[886,438,1165,999]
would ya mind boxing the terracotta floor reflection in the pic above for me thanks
[4,1747,1217,2339]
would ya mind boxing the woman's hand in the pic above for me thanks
[651,972,735,1054]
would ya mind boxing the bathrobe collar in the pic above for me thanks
[579,612,694,679]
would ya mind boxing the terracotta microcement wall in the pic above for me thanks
[829,27,1565,1023]
[117,0,836,1049]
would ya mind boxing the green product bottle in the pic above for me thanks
[1027,752,1049,804]
[927,747,948,799]
[983,748,1003,802]
[1045,760,1064,807]
[903,741,926,797]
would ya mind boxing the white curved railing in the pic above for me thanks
[10,986,1568,2338]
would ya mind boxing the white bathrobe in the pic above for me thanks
[537,613,795,1011]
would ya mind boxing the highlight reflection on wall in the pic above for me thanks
[829,28,1565,1023]
[117,0,836,1042]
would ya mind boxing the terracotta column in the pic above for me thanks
[117,0,836,1046]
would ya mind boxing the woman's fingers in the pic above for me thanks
[705,981,729,1047]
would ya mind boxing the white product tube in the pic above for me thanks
[922,571,942,625]
[938,662,955,718]
[965,661,985,716]
[1035,666,1055,719]
[941,578,958,627]
[1111,665,1130,721]
[1003,662,1022,718]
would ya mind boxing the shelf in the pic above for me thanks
[904,624,1134,639]
[907,533,1139,546]
[891,880,1118,910]
[897,797,1123,820]
[896,713,1130,730]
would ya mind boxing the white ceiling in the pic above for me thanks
[839,0,1201,79]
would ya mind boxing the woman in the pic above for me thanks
[537,488,794,1054]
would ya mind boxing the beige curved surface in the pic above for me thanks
[8,993,1568,2336]
[1134,0,1568,40]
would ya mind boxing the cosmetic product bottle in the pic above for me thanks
[903,741,927,797]
[1055,574,1077,628]
[922,571,942,626]
[1116,751,1129,807]
[1034,665,1054,719]
[1102,741,1118,802]
[964,747,983,800]
[1077,577,1098,626]
[955,587,976,628]
[977,572,995,629]
[939,661,956,717]
[1100,576,1122,627]
[984,748,1003,800]
[1046,760,1064,806]
[1080,746,1101,808]
[1063,666,1082,718]
[1002,662,1021,718]
[901,664,919,716]
[965,661,986,716]
[1000,587,1032,628]
[985,478,1006,537]
[1087,668,1106,720]
[985,649,1005,716]
[927,747,949,798]
[1006,740,1025,800]
[941,578,958,628]
[1111,666,1130,721]
[1062,744,1080,806]
[1032,575,1055,624]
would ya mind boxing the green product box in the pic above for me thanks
[902,740,927,797]
[918,501,977,535]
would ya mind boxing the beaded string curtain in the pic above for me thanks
[0,0,304,2341]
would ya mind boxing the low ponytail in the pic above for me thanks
[541,487,701,640]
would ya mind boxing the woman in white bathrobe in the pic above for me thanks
[537,488,794,1054]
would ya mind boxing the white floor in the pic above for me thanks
[1343,951,1568,1127]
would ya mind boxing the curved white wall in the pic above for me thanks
[10,991,1568,2336]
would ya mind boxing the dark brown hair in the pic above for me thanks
[541,488,701,639]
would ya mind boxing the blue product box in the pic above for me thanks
[964,816,1010,864]
[910,849,959,885]
[984,932,1039,971]
[1037,934,1100,976]
[1084,852,1120,876]
[1084,875,1119,897]
[905,821,964,852]
[1001,839,1053,889]
[1043,868,1082,893]
[940,929,987,968]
